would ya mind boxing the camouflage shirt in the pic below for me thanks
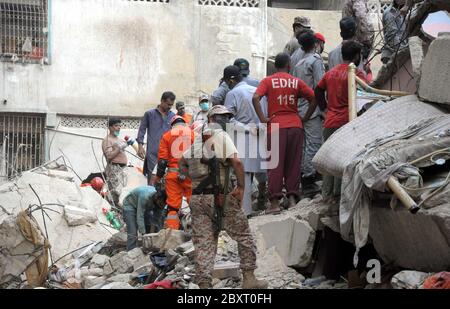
[342,0,375,48]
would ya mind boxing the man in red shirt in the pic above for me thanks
[315,40,365,202]
[253,53,317,214]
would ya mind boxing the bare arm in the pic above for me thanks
[103,140,122,161]
[315,86,327,111]
[252,93,269,123]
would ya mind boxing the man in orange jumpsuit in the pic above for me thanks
[155,115,195,230]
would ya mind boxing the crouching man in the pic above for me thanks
[179,105,268,289]
[122,186,167,251]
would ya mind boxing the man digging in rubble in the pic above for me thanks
[154,115,195,230]
[179,105,268,289]
[102,118,131,207]
[253,53,317,213]
[122,186,167,251]
[293,32,326,199]
[315,40,366,203]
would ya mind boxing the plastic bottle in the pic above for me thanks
[124,136,139,154]
[102,207,122,230]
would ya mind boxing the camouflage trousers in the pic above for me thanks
[105,163,126,207]
[190,194,257,286]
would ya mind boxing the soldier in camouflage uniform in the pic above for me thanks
[342,0,375,58]
[284,16,312,57]
[179,105,268,289]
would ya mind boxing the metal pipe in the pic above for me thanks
[355,76,410,97]
[348,63,358,121]
[387,176,420,214]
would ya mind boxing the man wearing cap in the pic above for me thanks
[137,92,176,184]
[211,58,260,106]
[179,105,268,289]
[328,17,366,74]
[289,29,314,75]
[176,101,193,125]
[293,32,326,199]
[222,65,267,216]
[194,94,211,124]
[315,32,326,56]
[155,115,195,230]
[253,53,317,213]
[342,0,375,59]
[285,16,312,57]
[102,118,131,207]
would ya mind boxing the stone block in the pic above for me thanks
[419,32,450,104]
[212,261,240,280]
[83,276,106,289]
[64,205,97,226]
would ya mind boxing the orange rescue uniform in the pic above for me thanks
[182,113,193,125]
[157,125,195,211]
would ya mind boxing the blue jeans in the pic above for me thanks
[123,209,138,251]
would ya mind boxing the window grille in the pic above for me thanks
[126,0,169,3]
[0,0,48,62]
[198,0,260,8]
[60,116,141,130]
[0,113,45,179]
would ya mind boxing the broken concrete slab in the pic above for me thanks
[369,203,450,272]
[212,262,240,280]
[255,247,305,289]
[391,270,430,289]
[64,205,97,226]
[106,252,133,275]
[81,268,103,278]
[90,254,109,268]
[419,32,450,104]
[250,212,315,268]
[409,36,425,79]
[142,229,189,252]
[0,167,116,263]
[83,276,106,289]
[176,240,195,258]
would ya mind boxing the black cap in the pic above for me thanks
[233,58,250,76]
[340,17,356,33]
[222,65,241,80]
[108,117,121,127]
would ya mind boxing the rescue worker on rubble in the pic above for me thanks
[122,186,167,251]
[315,40,367,203]
[381,0,409,64]
[293,32,326,199]
[253,53,317,213]
[154,115,195,230]
[211,58,260,106]
[193,94,211,124]
[137,92,176,184]
[178,105,268,289]
[102,118,130,207]
[176,101,193,125]
[342,0,375,61]
[222,65,267,216]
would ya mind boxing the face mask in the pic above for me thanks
[113,131,120,137]
[200,103,209,112]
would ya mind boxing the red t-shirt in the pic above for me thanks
[317,63,366,129]
[256,72,315,129]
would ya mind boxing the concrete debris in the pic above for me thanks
[80,267,103,278]
[419,32,450,104]
[212,262,240,280]
[142,229,190,252]
[176,240,195,258]
[90,254,109,268]
[83,276,106,289]
[250,211,315,268]
[64,205,97,226]
[106,273,132,283]
[408,36,425,79]
[391,271,430,289]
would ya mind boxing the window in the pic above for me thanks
[0,0,48,62]
[198,0,260,8]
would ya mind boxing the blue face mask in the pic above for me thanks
[113,131,120,137]
[200,102,209,112]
